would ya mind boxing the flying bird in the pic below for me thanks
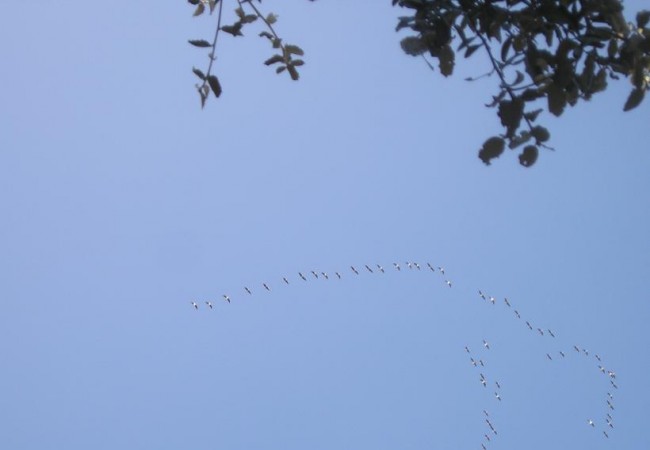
[406,261,413,269]
[559,351,566,357]
[484,434,491,442]
[483,410,489,417]
[205,301,213,309]
[263,283,270,291]
[595,354,602,361]
[414,262,421,270]
[446,280,452,287]
[191,301,199,310]
[299,272,307,281]
[478,290,486,300]
[351,266,359,275]
[365,264,374,273]
[479,359,485,367]
[583,349,589,356]
[603,431,609,438]
[537,328,545,336]
[610,380,618,389]
[465,346,470,353]
[335,272,342,279]
[283,277,290,284]
[481,378,487,387]
[470,357,477,367]
[546,353,553,361]
[393,262,401,271]
[311,271,319,279]
[376,264,385,273]
[548,329,555,338]
[427,262,435,272]
[526,321,533,330]
[495,381,501,389]
[222,295,231,303]
[574,345,581,352]
[244,287,252,295]
[588,419,595,427]
[438,266,445,274]
[514,310,521,319]
[504,297,511,307]
[489,296,496,305]
[483,339,490,350]
[321,272,329,280]
[494,392,501,401]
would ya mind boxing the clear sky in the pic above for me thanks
[1,1,649,449]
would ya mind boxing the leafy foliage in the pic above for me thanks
[188,0,650,167]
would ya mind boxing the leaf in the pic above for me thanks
[497,99,524,137]
[508,131,532,149]
[242,14,258,24]
[276,66,286,74]
[438,44,455,77]
[464,44,480,58]
[530,126,550,143]
[501,36,513,62]
[524,108,543,122]
[207,75,222,98]
[188,39,212,48]
[637,10,650,28]
[266,13,278,25]
[259,31,273,40]
[400,36,427,56]
[192,67,206,80]
[546,83,566,116]
[519,145,539,167]
[287,65,300,81]
[623,88,645,111]
[478,137,505,165]
[235,7,245,20]
[285,45,304,56]
[193,3,205,17]
[221,24,243,37]
[291,59,305,67]
[264,54,284,66]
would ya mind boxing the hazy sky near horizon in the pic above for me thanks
[1,1,649,449]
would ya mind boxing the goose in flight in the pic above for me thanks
[483,409,489,417]
[483,339,490,350]
[494,392,501,401]
[603,431,609,438]
[481,444,487,450]
[546,353,553,361]
[465,346,471,353]
[583,349,589,356]
[485,418,494,430]
[311,271,319,279]
[599,365,606,373]
[588,419,595,427]
[479,359,485,367]
[514,310,521,319]
[283,277,290,284]
[607,400,615,410]
[414,262,421,270]
[525,321,533,330]
[299,272,307,281]
[446,280,452,288]
[335,272,342,279]
[489,296,496,305]
[393,262,401,271]
[263,283,270,291]
[191,301,199,310]
[406,261,413,270]
[504,297,511,307]
[470,357,478,367]
[376,264,385,273]
[365,264,374,273]
[244,287,252,295]
[537,328,545,336]
[548,329,555,338]
[495,381,501,389]
[427,262,435,272]
[438,266,445,274]
[205,301,213,309]
[559,351,566,357]
[480,377,487,387]
[595,354,602,361]
[351,266,359,275]
[478,290,486,300]
[222,295,231,304]
[607,370,616,379]
[574,345,581,352]
[606,419,614,428]
[607,392,613,399]
[610,380,618,389]
[321,272,329,280]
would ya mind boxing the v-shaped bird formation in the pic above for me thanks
[188,260,618,448]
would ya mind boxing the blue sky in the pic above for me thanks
[1,1,649,449]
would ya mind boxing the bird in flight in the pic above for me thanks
[335,272,341,279]
[393,262,401,271]
[222,295,231,303]
[299,272,307,281]
[263,283,270,291]
[465,346,470,353]
[414,262,421,270]
[365,264,374,273]
[311,271,319,279]
[438,266,445,274]
[446,280,452,288]
[504,297,511,307]
[283,277,290,284]
[191,301,199,310]
[514,310,521,319]
[489,296,496,305]
[525,321,533,330]
[244,287,252,295]
[537,328,545,336]
[376,264,384,273]
[205,301,213,309]
[483,339,490,350]
[559,351,566,357]
[494,392,501,401]
[427,262,435,272]
[546,353,553,361]
[588,419,595,427]
[351,266,359,275]
[321,272,329,280]
[603,431,609,438]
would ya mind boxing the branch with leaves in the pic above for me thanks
[187,0,305,107]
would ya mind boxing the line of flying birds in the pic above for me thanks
[189,260,619,446]
[190,261,451,310]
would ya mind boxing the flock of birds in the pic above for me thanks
[471,288,618,446]
[189,260,619,447]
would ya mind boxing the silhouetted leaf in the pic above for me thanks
[623,88,645,111]
[287,65,299,80]
[221,24,243,37]
[285,45,304,56]
[439,44,455,76]
[498,99,524,137]
[519,145,538,167]
[189,39,212,48]
[207,75,222,98]
[192,67,206,80]
[276,66,286,74]
[264,54,284,66]
[266,13,278,25]
[193,3,205,17]
[400,36,427,56]
[637,10,650,28]
[547,83,566,116]
[530,126,550,143]
[478,137,505,165]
